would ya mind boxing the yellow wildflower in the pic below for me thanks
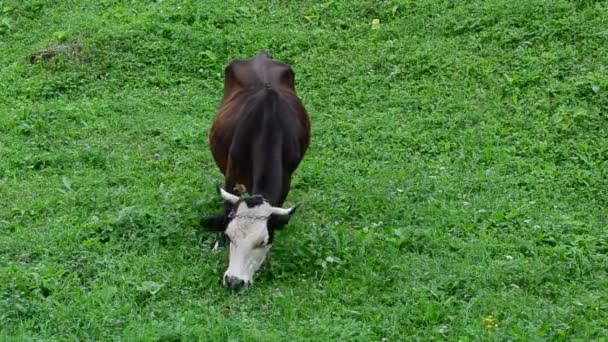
[482,315,498,330]
[371,19,380,29]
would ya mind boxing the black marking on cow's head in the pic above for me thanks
[242,195,266,208]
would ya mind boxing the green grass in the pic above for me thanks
[1,0,607,340]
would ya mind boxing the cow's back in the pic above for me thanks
[209,52,310,205]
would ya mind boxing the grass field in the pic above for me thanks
[1,0,608,340]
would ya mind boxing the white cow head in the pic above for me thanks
[208,187,298,289]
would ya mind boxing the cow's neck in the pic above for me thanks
[251,143,284,206]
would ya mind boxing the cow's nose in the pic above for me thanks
[258,50,271,59]
[223,275,245,289]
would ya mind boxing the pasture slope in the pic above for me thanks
[1,0,607,340]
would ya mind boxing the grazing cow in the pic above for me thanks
[203,51,311,289]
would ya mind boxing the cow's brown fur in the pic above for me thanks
[205,51,310,233]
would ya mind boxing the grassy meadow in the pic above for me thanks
[1,0,607,340]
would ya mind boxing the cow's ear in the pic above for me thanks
[201,214,229,232]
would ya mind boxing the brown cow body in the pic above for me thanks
[203,52,310,246]
[205,51,310,233]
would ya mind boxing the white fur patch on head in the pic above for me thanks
[223,201,274,284]
[220,195,298,287]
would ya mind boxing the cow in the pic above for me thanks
[202,51,311,289]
